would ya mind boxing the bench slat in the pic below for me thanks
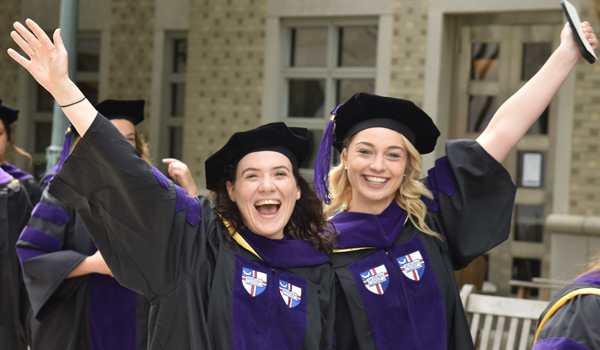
[491,316,506,350]
[518,319,532,350]
[479,314,494,350]
[505,317,519,350]
[466,294,548,319]
[470,313,481,344]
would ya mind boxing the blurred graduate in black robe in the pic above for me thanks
[0,166,32,349]
[16,100,152,350]
[0,99,41,205]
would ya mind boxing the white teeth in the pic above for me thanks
[365,176,387,184]
[255,199,281,206]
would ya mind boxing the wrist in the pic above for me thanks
[556,43,582,66]
[50,80,84,106]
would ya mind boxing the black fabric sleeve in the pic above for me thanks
[23,177,42,206]
[48,114,212,301]
[15,190,88,320]
[536,294,600,349]
[427,139,517,270]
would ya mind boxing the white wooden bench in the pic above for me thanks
[460,284,549,350]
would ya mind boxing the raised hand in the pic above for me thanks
[559,21,598,61]
[7,19,97,136]
[8,19,70,101]
[163,158,199,197]
[477,21,598,164]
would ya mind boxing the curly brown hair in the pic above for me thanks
[209,163,337,254]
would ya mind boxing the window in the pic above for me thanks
[512,258,541,297]
[31,32,101,177]
[514,205,544,242]
[160,33,187,169]
[281,19,378,168]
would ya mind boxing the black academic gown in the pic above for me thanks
[1,162,42,205]
[15,189,150,350]
[533,270,600,350]
[329,140,517,350]
[0,180,32,349]
[46,114,335,349]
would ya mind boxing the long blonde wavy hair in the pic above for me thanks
[325,133,441,239]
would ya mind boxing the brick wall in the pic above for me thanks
[184,0,267,188]
[107,0,155,143]
[389,0,429,108]
[0,0,20,107]
[570,0,600,216]
[0,0,23,164]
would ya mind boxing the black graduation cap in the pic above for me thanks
[205,122,310,190]
[0,99,20,126]
[313,92,440,204]
[96,99,145,125]
[333,92,439,153]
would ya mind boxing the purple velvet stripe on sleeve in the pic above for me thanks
[423,156,458,212]
[433,156,457,196]
[150,165,169,189]
[19,226,61,252]
[185,196,202,226]
[532,338,593,350]
[31,202,70,225]
[174,185,187,212]
[16,247,47,269]
[173,184,202,226]
[423,168,439,212]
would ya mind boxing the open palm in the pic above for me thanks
[8,19,70,95]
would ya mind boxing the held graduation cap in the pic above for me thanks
[0,99,19,126]
[204,122,310,190]
[313,92,441,204]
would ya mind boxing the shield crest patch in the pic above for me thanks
[396,251,425,281]
[279,280,302,308]
[360,265,389,295]
[242,267,267,296]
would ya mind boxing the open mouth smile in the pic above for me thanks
[363,175,389,187]
[254,199,281,217]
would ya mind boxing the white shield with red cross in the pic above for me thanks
[279,280,302,308]
[242,267,267,296]
[360,265,389,295]
[397,251,425,281]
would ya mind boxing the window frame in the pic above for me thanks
[279,18,379,171]
[160,31,188,164]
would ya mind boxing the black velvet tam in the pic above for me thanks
[0,99,19,126]
[96,99,145,125]
[205,122,310,190]
[333,92,440,154]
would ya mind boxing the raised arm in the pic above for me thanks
[8,19,95,136]
[477,22,598,163]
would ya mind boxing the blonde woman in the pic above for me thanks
[312,22,597,350]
